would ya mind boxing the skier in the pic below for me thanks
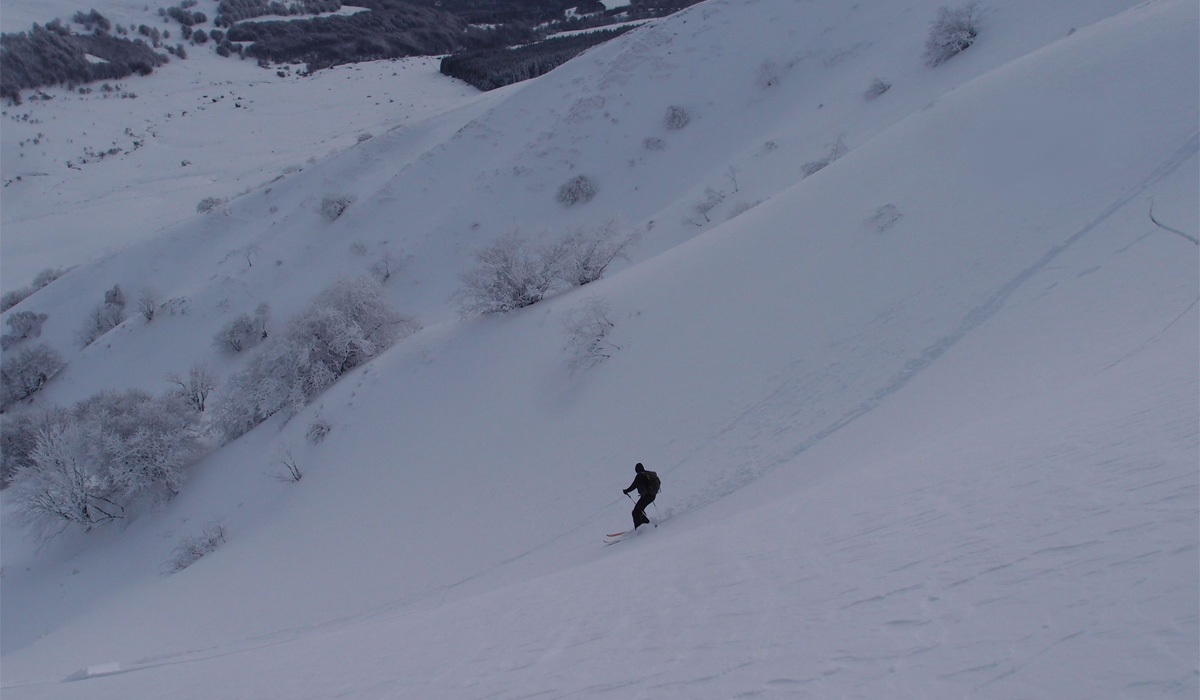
[622,463,660,529]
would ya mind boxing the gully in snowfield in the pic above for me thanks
[622,463,661,529]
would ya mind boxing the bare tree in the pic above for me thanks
[166,360,218,412]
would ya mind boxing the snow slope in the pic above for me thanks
[0,52,483,290]
[1,0,1197,697]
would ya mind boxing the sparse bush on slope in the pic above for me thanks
[321,194,354,221]
[556,175,597,206]
[924,3,979,67]
[213,304,271,354]
[163,522,226,573]
[664,104,690,130]
[77,284,127,348]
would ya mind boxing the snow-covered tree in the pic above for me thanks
[74,389,203,500]
[1,310,49,349]
[1,406,69,489]
[7,388,204,537]
[215,277,416,440]
[0,343,65,410]
[8,421,121,536]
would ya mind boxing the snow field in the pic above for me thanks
[1,0,1196,697]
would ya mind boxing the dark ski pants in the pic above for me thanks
[632,493,655,528]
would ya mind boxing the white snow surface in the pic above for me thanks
[1,0,1197,698]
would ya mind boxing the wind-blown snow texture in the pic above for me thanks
[1,0,1197,697]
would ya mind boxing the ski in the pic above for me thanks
[606,531,629,538]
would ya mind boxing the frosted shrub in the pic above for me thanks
[164,522,226,573]
[556,175,597,207]
[457,226,638,317]
[864,78,891,99]
[137,288,159,322]
[0,343,65,410]
[197,196,226,213]
[215,277,416,440]
[456,232,564,317]
[77,284,127,347]
[801,136,849,178]
[306,416,331,444]
[1,311,49,349]
[321,194,354,222]
[869,203,903,232]
[692,187,726,224]
[924,3,979,67]
[553,222,639,287]
[562,297,619,370]
[213,304,270,353]
[664,105,690,130]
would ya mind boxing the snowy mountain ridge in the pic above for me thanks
[1,0,1197,697]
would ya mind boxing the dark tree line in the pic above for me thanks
[407,0,569,26]
[1,21,169,103]
[215,0,343,27]
[439,25,635,91]
[227,0,465,69]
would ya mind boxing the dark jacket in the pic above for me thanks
[624,471,658,497]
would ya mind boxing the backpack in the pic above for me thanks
[644,470,661,495]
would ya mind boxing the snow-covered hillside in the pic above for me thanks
[2,0,1197,697]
